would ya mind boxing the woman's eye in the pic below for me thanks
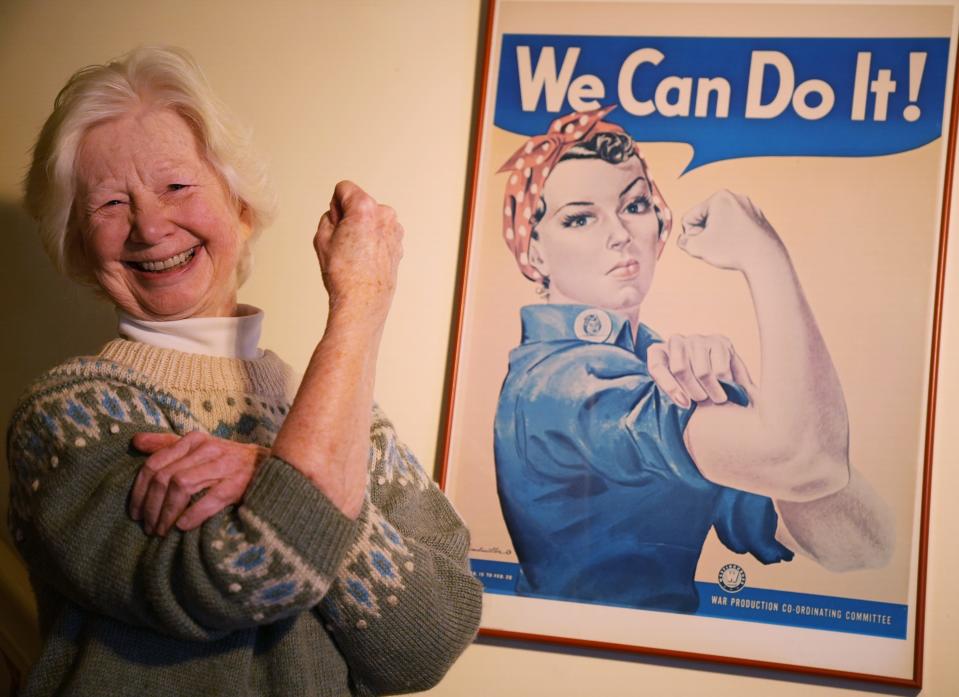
[623,196,651,215]
[561,213,593,228]
[167,183,190,192]
[99,199,126,210]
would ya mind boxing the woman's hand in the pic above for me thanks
[314,181,404,324]
[647,334,755,408]
[129,431,269,536]
[678,190,786,272]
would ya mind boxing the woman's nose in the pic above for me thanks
[129,199,174,244]
[606,217,632,249]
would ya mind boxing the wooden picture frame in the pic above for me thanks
[440,0,958,685]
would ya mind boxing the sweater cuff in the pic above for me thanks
[243,456,361,579]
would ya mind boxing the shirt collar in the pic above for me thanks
[117,304,265,360]
[519,304,660,355]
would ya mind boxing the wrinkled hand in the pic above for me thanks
[679,190,785,272]
[129,431,269,536]
[314,181,404,321]
[647,334,755,408]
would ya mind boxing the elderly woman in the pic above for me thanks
[8,46,481,696]
[493,106,893,611]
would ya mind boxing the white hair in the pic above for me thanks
[24,45,275,286]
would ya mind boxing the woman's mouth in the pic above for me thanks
[607,259,640,279]
[127,246,199,273]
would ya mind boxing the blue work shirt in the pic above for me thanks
[494,304,793,612]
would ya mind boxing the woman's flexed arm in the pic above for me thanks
[272,180,403,519]
[680,191,892,569]
[681,190,849,501]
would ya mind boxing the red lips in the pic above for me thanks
[607,258,640,278]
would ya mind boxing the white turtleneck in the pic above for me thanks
[117,304,265,360]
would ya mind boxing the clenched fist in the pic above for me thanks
[678,190,786,272]
[314,181,404,322]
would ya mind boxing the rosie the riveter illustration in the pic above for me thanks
[492,106,893,612]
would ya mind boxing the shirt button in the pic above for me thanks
[574,309,612,342]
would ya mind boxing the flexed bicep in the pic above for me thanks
[679,190,849,502]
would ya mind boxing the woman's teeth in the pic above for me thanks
[133,247,196,272]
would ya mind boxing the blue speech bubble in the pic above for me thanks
[494,35,951,173]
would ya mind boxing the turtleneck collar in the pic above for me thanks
[117,304,264,360]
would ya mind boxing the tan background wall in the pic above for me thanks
[0,0,956,694]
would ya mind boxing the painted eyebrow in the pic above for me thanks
[556,201,594,212]
[619,175,649,198]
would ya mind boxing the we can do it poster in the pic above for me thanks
[441,0,958,685]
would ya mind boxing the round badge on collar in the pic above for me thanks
[573,309,612,342]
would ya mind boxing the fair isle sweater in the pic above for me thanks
[7,339,482,697]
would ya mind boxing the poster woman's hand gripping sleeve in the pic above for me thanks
[679,190,892,569]
[647,333,749,408]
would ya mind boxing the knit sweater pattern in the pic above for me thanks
[7,339,482,696]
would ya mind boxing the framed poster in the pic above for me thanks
[440,0,958,686]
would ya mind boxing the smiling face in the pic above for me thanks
[529,155,665,316]
[74,108,251,320]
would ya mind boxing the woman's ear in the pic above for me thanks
[237,202,255,242]
[528,236,549,277]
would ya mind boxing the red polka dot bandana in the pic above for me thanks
[498,106,672,281]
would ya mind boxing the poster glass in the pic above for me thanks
[441,0,958,684]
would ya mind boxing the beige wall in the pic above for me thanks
[0,0,956,694]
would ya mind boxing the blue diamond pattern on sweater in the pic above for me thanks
[260,581,297,604]
[66,400,92,427]
[234,546,266,571]
[347,579,372,607]
[370,550,394,578]
[100,391,125,420]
